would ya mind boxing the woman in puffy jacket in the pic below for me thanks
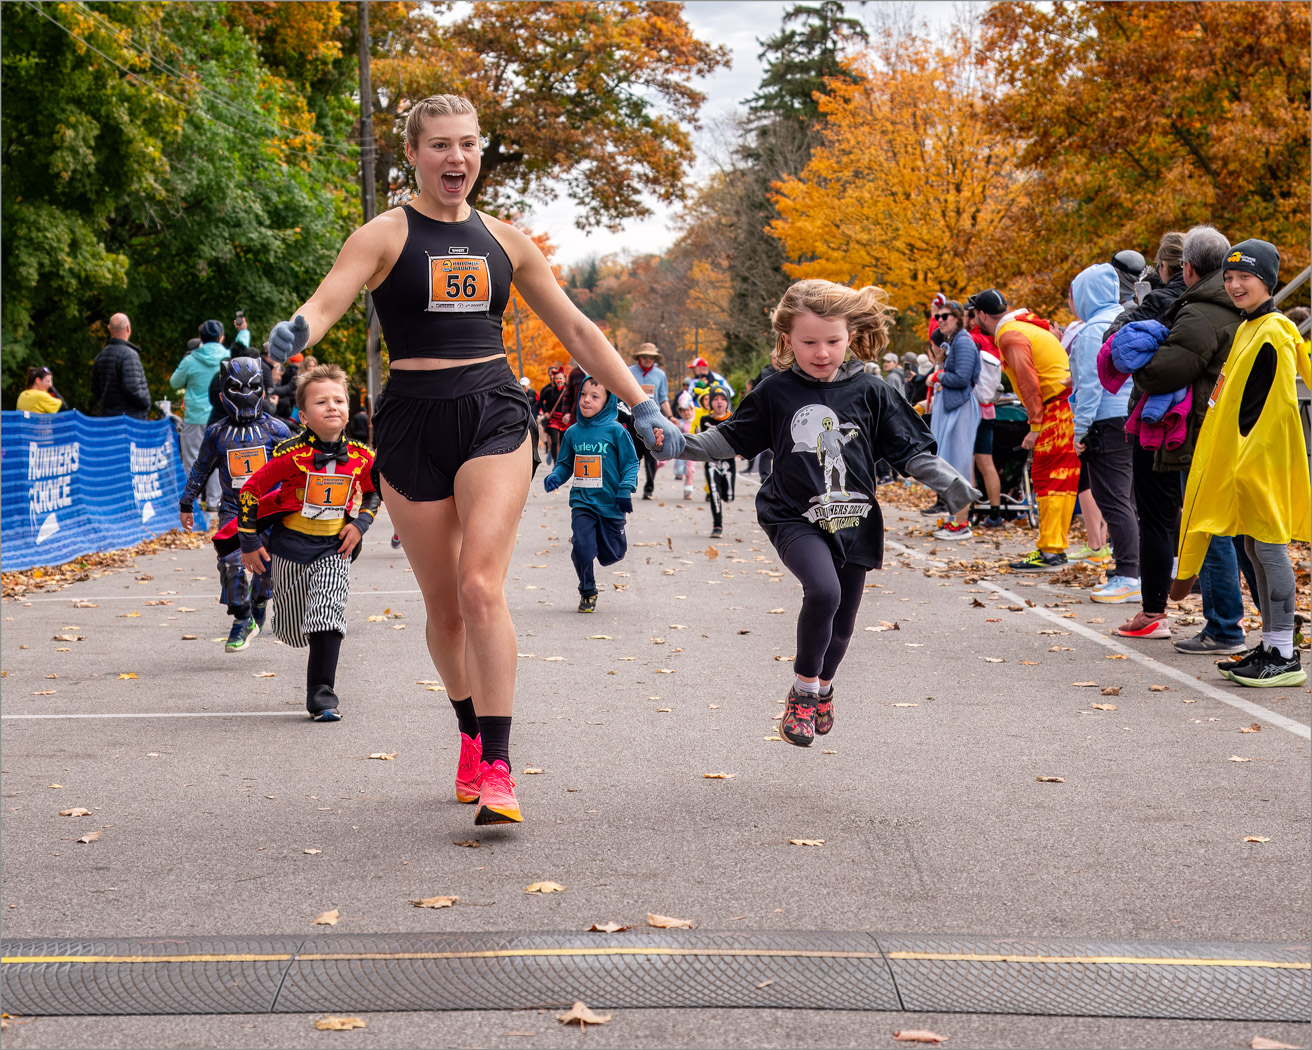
[928,300,981,539]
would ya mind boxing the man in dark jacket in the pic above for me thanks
[91,313,151,419]
[1118,225,1251,655]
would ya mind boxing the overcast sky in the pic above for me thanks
[526,1,953,269]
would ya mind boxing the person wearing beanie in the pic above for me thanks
[171,319,233,510]
[1170,239,1310,687]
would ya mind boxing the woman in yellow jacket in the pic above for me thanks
[1172,240,1309,687]
[16,366,64,413]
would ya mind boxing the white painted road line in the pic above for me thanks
[1,712,307,721]
[885,538,1311,741]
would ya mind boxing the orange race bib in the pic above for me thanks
[301,471,353,520]
[428,255,491,312]
[1207,370,1226,409]
[227,446,267,483]
[573,455,603,489]
[640,383,655,397]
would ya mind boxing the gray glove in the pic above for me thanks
[633,398,685,458]
[905,452,982,515]
[268,315,310,364]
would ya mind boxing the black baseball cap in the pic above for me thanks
[968,289,1008,315]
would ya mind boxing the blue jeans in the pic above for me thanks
[1198,535,1246,644]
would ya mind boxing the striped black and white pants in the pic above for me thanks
[270,553,350,648]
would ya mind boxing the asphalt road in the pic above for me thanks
[2,468,1308,1049]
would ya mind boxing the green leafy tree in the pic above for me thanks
[2,2,362,409]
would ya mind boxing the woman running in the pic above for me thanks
[266,95,683,826]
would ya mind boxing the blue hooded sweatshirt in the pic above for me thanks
[545,380,639,519]
[1069,262,1130,441]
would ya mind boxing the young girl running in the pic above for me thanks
[671,279,979,745]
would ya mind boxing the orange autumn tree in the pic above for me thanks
[981,1,1311,312]
[498,222,568,389]
[769,39,1025,319]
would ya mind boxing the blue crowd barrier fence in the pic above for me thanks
[1,411,208,572]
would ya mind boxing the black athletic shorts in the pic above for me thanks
[973,417,994,455]
[373,357,538,502]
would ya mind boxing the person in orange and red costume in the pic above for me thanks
[215,364,379,721]
[971,288,1078,570]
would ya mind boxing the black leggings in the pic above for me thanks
[779,534,868,680]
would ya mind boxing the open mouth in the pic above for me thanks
[441,172,466,194]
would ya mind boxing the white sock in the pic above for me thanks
[1269,630,1294,659]
[818,681,833,697]
[1262,630,1274,652]
[794,676,820,695]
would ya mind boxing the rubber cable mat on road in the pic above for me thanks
[3,932,1307,1020]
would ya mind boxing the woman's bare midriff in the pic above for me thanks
[390,353,507,370]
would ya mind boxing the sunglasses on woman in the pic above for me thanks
[932,313,951,321]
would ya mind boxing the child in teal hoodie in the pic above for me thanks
[543,376,639,613]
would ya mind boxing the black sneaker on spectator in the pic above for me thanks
[1230,647,1306,688]
[919,499,947,517]
[1173,632,1249,656]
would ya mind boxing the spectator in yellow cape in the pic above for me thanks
[1171,239,1310,688]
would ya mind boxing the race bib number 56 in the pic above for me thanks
[429,256,491,312]
[302,472,353,520]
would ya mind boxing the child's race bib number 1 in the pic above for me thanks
[573,455,603,489]
[227,446,267,483]
[428,256,491,312]
[302,472,353,520]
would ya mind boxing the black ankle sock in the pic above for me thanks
[989,505,1001,515]
[477,715,512,768]
[450,696,479,738]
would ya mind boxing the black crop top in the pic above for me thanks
[371,206,514,360]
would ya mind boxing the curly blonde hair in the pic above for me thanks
[771,279,895,368]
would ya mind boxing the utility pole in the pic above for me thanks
[359,1,383,437]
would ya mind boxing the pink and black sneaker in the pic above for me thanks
[780,686,817,747]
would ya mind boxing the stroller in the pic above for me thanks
[972,396,1038,527]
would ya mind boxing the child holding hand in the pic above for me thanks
[668,279,978,746]
[235,364,380,720]
[544,376,639,614]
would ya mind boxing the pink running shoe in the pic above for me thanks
[474,760,523,825]
[455,733,483,804]
[1115,612,1171,639]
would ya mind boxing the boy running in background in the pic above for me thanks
[543,376,639,613]
[180,358,292,651]
[232,365,380,720]
[699,386,735,539]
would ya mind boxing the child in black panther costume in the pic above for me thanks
[180,357,292,651]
